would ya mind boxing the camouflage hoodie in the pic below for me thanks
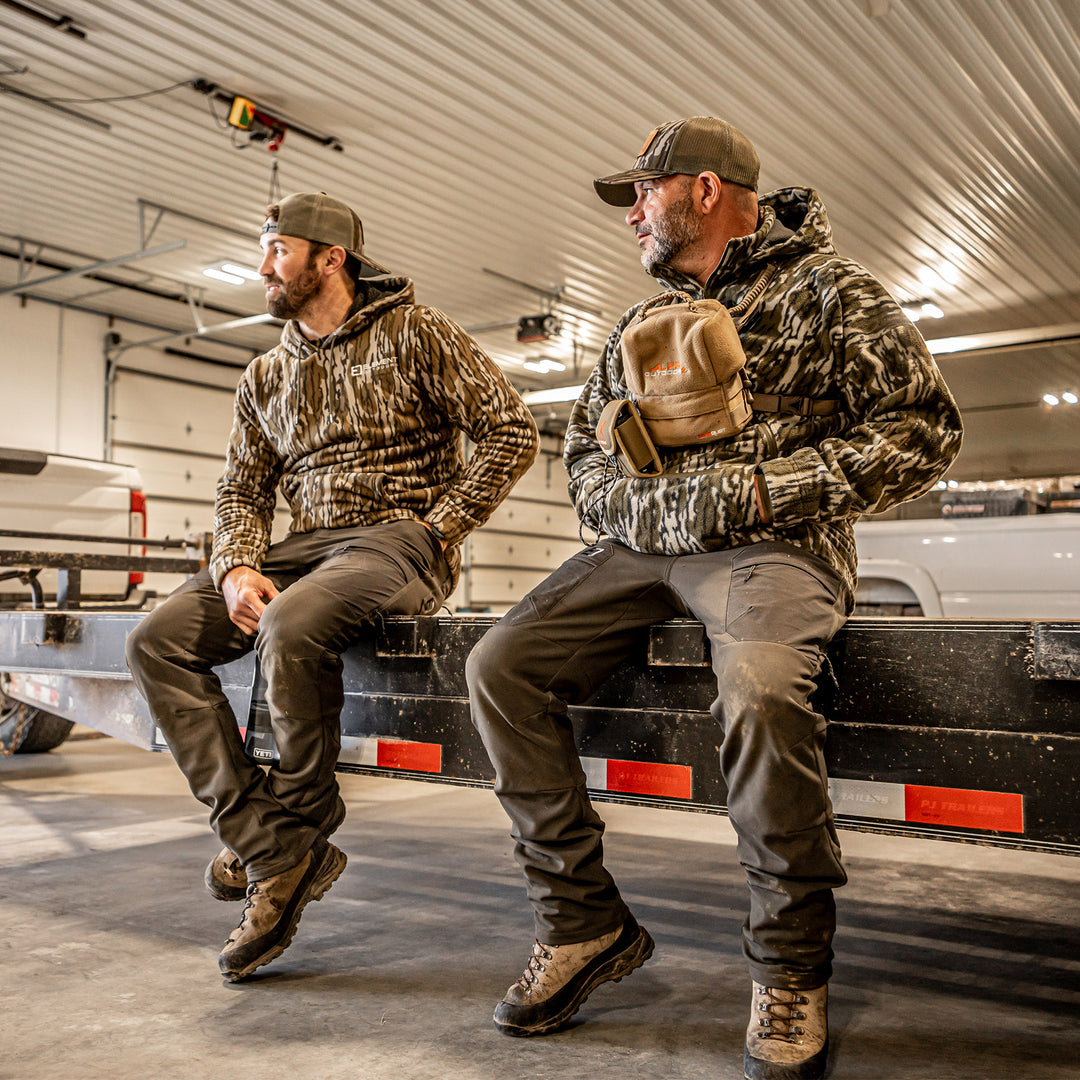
[211,275,539,589]
[565,187,962,607]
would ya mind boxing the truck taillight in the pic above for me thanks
[129,490,147,587]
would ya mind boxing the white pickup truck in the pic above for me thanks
[854,495,1080,618]
[0,447,147,752]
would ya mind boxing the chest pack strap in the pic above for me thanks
[750,392,842,417]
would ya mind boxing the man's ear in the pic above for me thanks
[322,245,349,276]
[697,171,723,214]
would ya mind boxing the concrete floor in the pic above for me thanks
[3,730,1079,1080]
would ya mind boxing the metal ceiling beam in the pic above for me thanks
[106,313,276,357]
[0,240,186,297]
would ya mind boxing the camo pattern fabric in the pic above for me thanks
[211,276,539,589]
[565,186,963,607]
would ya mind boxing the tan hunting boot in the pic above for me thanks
[744,981,828,1079]
[493,914,654,1036]
[217,835,346,982]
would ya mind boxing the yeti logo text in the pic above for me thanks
[252,748,274,761]
[645,361,688,377]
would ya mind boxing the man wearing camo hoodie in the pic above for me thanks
[467,118,961,1078]
[128,192,538,984]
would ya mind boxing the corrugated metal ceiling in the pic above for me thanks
[1,0,1079,479]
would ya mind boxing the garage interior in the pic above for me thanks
[2,1,1080,1078]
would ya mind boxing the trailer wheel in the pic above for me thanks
[0,689,74,754]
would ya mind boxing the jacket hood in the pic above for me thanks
[752,186,836,264]
[649,186,836,291]
[279,274,415,359]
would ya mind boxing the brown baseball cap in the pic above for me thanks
[594,117,759,206]
[262,191,390,276]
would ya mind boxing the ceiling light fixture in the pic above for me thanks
[523,357,567,374]
[203,261,260,285]
[203,266,245,285]
[902,298,945,322]
[521,384,586,406]
[220,262,261,281]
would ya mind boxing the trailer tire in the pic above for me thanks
[0,690,74,754]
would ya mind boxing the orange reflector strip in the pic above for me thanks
[376,739,442,774]
[905,784,1024,834]
[604,758,692,800]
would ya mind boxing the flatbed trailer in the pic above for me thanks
[2,607,1079,856]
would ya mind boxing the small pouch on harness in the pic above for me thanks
[597,398,663,478]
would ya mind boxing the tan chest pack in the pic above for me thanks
[597,267,839,477]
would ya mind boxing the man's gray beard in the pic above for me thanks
[640,187,702,271]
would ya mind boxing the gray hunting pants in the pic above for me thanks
[466,538,848,990]
[126,520,451,880]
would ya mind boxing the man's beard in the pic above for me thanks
[264,256,323,319]
[639,186,703,271]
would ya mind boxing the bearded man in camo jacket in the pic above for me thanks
[467,118,961,1078]
[128,192,538,984]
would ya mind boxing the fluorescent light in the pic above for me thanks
[902,305,921,322]
[220,262,262,281]
[925,322,1080,356]
[1043,394,1060,406]
[203,266,245,285]
[920,302,944,319]
[523,358,568,374]
[1064,392,1078,404]
[521,384,586,406]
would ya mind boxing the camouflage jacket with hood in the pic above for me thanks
[210,275,539,590]
[565,186,963,607]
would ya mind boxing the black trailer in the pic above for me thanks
[2,604,1078,856]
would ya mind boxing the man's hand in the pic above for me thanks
[221,566,279,634]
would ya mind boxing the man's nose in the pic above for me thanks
[625,198,645,228]
[257,250,273,276]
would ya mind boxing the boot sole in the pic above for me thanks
[743,1039,828,1080]
[495,923,655,1036]
[220,843,347,982]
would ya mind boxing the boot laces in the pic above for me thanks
[514,941,554,996]
[233,881,261,932]
[756,985,808,1044]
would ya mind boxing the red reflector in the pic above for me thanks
[376,739,442,774]
[905,784,1024,834]
[129,489,148,587]
[604,759,692,800]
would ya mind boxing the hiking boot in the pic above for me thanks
[493,914,654,1036]
[205,847,248,902]
[217,834,347,982]
[744,982,828,1080]
[204,796,347,901]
